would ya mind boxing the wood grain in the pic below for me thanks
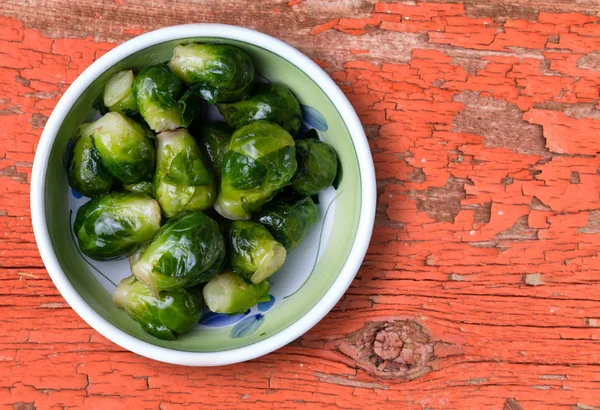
[1,0,600,408]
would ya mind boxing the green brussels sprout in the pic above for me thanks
[154,129,215,218]
[214,121,297,220]
[133,65,184,132]
[130,211,226,291]
[68,124,114,197]
[292,139,338,196]
[228,221,286,283]
[168,43,255,103]
[74,192,161,260]
[254,196,318,252]
[113,275,202,340]
[178,84,208,128]
[124,180,153,196]
[217,83,301,135]
[87,112,155,185]
[92,93,109,115]
[193,121,233,178]
[103,70,138,115]
[203,270,270,314]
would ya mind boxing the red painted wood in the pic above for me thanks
[1,1,600,408]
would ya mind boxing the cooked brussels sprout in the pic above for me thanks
[179,84,208,128]
[168,43,254,103]
[68,124,114,197]
[74,192,161,260]
[113,275,202,340]
[103,70,138,115]
[217,83,301,135]
[214,121,297,220]
[87,112,155,184]
[154,129,215,218]
[228,221,286,283]
[124,180,153,195]
[193,121,233,178]
[133,65,184,132]
[203,270,270,314]
[254,196,318,252]
[130,211,226,291]
[93,93,109,115]
[292,139,338,196]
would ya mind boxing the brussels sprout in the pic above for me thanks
[103,70,138,115]
[217,84,301,135]
[292,139,338,196]
[124,180,153,196]
[113,275,202,340]
[193,121,233,178]
[133,65,184,132]
[87,112,155,185]
[131,211,226,291]
[228,221,286,283]
[68,124,114,197]
[168,43,255,103]
[254,196,318,252]
[214,121,297,220]
[74,192,161,260]
[93,93,109,115]
[179,84,208,128]
[203,270,270,314]
[154,129,215,218]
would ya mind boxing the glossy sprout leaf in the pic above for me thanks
[113,276,202,340]
[217,83,302,135]
[193,121,233,178]
[203,270,270,314]
[87,112,155,185]
[227,152,267,190]
[133,64,184,132]
[165,147,212,186]
[195,83,219,105]
[168,43,254,103]
[214,121,297,220]
[178,84,208,128]
[103,70,138,116]
[130,211,226,291]
[154,129,215,218]
[292,138,338,196]
[124,180,153,196]
[254,195,318,252]
[228,221,286,283]
[74,192,161,260]
[67,124,114,198]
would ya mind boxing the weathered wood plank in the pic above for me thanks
[1,0,600,408]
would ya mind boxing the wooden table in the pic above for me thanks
[2,1,600,408]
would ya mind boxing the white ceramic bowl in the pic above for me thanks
[30,24,376,366]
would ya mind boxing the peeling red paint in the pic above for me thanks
[1,1,600,408]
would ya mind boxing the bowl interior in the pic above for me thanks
[44,37,362,352]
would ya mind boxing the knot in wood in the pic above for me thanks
[339,319,437,380]
[374,329,403,360]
